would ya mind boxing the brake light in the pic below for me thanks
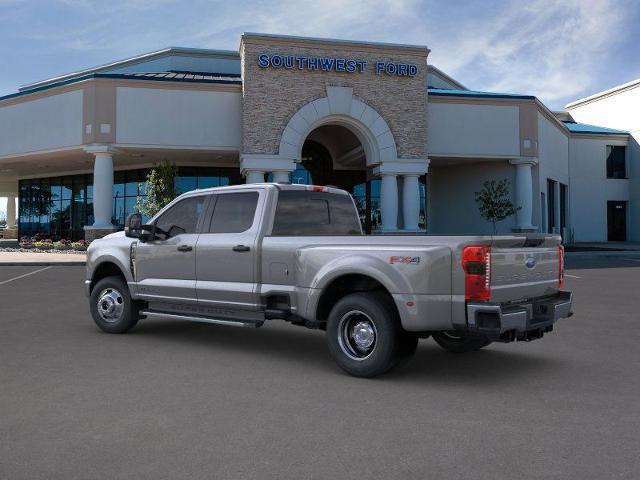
[462,246,491,301]
[558,244,565,289]
[308,185,326,192]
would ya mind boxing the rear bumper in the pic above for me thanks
[465,291,572,340]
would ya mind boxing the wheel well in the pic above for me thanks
[90,262,126,293]
[316,274,396,323]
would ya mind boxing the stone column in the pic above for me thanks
[245,170,265,184]
[380,174,398,232]
[6,195,16,229]
[271,171,290,184]
[510,157,538,232]
[84,146,117,240]
[401,174,421,231]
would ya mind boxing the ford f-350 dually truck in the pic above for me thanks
[86,183,572,377]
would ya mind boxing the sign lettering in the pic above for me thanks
[258,54,417,77]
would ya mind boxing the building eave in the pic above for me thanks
[1,73,242,105]
[565,78,640,109]
[19,47,241,93]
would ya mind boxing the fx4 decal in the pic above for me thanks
[389,256,420,265]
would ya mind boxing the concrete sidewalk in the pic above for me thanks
[0,251,86,266]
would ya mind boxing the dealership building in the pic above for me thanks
[0,33,637,241]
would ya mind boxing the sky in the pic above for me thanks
[1,0,640,214]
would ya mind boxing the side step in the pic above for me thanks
[141,310,264,328]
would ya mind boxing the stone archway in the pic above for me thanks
[278,86,398,166]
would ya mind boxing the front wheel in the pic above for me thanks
[432,331,491,353]
[90,276,139,334]
[326,292,409,378]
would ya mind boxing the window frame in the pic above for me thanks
[606,145,627,179]
[204,190,261,235]
[152,194,210,238]
[268,189,363,237]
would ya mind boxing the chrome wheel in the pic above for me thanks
[96,288,124,323]
[337,310,377,361]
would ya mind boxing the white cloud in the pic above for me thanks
[426,0,628,107]
[2,0,635,109]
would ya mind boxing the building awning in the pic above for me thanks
[0,71,242,103]
[561,121,628,135]
[427,87,535,100]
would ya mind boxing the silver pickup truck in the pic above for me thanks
[86,183,572,377]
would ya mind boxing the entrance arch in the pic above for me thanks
[278,86,398,166]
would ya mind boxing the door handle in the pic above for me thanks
[232,245,250,252]
[177,245,193,252]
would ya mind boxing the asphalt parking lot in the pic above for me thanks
[1,256,639,479]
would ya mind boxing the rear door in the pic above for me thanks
[195,189,264,312]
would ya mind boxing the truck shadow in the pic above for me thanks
[133,319,560,385]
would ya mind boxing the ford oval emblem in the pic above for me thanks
[525,257,537,269]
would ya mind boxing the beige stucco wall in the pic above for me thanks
[116,86,242,148]
[427,101,520,157]
[0,90,83,157]
[240,35,428,160]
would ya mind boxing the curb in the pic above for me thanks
[1,262,86,266]
[565,251,640,257]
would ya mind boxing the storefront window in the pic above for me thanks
[18,166,243,240]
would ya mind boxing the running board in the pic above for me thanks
[141,310,264,328]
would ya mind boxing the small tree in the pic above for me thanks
[136,161,178,217]
[474,179,520,234]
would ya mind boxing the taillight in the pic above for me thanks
[462,246,491,301]
[558,244,564,289]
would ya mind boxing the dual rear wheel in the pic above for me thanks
[326,292,491,377]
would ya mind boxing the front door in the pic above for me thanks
[134,194,208,303]
[607,201,627,241]
[196,190,262,313]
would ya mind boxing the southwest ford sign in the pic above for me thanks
[257,54,418,77]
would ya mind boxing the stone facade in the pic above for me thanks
[240,34,429,161]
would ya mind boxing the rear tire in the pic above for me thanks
[90,276,139,334]
[326,292,408,378]
[432,331,491,353]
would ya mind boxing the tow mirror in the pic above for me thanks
[124,213,143,238]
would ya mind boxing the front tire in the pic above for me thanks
[432,331,491,353]
[326,292,408,378]
[90,276,139,334]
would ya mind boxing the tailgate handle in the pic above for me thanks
[232,245,250,252]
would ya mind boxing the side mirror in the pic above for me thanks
[124,213,143,238]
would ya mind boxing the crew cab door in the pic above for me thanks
[133,194,208,303]
[195,189,263,311]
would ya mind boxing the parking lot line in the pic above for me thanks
[0,266,52,286]
[565,274,581,278]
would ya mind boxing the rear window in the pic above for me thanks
[271,190,362,236]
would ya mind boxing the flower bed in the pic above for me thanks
[3,237,91,254]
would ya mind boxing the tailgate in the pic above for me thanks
[490,238,561,302]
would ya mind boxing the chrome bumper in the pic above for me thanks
[466,291,573,337]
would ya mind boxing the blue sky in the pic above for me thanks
[1,0,639,108]
[1,0,640,217]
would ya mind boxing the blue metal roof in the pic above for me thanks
[0,71,242,102]
[562,121,628,135]
[427,87,535,100]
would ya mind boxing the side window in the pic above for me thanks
[272,190,362,235]
[209,192,259,234]
[155,196,205,237]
